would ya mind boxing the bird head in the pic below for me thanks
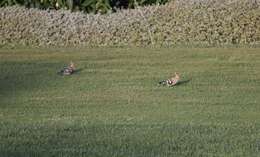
[174,72,180,79]
[70,61,75,69]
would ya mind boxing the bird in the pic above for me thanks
[159,72,180,86]
[59,61,75,75]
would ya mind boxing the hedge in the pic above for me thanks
[0,0,260,47]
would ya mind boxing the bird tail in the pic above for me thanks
[159,80,167,85]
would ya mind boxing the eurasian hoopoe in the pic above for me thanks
[60,61,75,75]
[159,72,180,86]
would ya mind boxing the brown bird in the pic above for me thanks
[60,61,75,75]
[159,72,180,86]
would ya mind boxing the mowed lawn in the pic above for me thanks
[0,47,259,157]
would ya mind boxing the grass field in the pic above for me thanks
[0,47,259,157]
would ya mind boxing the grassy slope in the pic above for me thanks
[0,47,259,157]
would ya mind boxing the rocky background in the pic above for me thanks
[0,0,260,47]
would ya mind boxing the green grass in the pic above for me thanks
[0,47,259,157]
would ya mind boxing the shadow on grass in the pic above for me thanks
[175,79,191,86]
[0,61,71,100]
[74,68,84,74]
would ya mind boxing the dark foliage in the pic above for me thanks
[0,0,169,13]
